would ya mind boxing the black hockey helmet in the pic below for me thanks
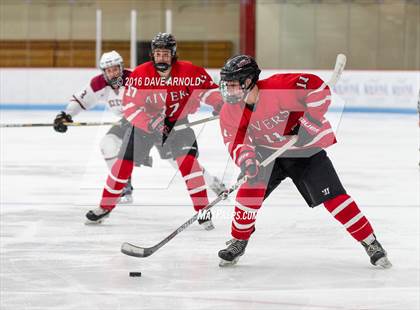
[220,55,261,104]
[150,32,177,72]
[151,32,177,56]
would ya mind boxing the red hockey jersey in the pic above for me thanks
[122,60,222,132]
[219,73,337,166]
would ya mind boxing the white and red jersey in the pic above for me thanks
[65,69,132,118]
[122,60,222,132]
[220,73,337,166]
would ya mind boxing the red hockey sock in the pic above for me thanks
[176,154,209,211]
[231,182,266,240]
[324,194,374,242]
[100,159,134,211]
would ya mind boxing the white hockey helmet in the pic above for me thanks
[99,51,124,87]
[100,50,123,70]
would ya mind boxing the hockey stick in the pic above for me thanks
[0,121,117,128]
[173,115,219,131]
[171,54,345,132]
[0,116,217,130]
[328,53,346,87]
[121,136,298,258]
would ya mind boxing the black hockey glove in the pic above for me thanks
[148,114,169,140]
[53,111,73,133]
[212,109,220,117]
[290,113,322,147]
[211,103,223,116]
[237,151,259,184]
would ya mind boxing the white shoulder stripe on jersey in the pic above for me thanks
[306,96,331,108]
[122,102,135,111]
[303,128,334,147]
[232,144,245,163]
[307,83,327,96]
[200,88,219,105]
[126,109,142,122]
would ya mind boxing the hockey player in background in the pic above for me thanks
[54,50,226,205]
[53,51,135,203]
[86,33,224,229]
[216,55,391,268]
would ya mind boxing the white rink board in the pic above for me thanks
[1,68,418,111]
[1,110,419,310]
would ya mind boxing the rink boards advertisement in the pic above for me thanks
[0,68,418,113]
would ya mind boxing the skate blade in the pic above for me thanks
[200,220,215,231]
[219,257,239,267]
[84,215,109,225]
[84,219,105,225]
[375,257,392,269]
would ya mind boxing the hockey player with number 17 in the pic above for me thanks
[53,50,226,209]
[86,33,225,229]
[216,55,392,268]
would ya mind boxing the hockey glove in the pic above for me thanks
[211,102,223,116]
[212,109,220,117]
[237,151,259,184]
[148,114,169,140]
[290,113,322,147]
[53,111,73,133]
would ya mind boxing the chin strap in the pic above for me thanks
[109,76,124,88]
[242,84,258,106]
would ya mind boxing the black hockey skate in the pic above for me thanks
[209,176,228,196]
[85,207,111,225]
[218,238,248,267]
[118,179,133,204]
[197,209,215,231]
[361,236,392,268]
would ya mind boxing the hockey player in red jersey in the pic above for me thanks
[86,33,224,229]
[216,55,391,268]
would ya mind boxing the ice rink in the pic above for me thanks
[1,110,419,310]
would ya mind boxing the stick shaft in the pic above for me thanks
[0,121,116,128]
[173,115,219,131]
[328,53,346,87]
[120,136,298,258]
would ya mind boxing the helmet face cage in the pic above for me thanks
[220,55,261,104]
[103,64,124,88]
[100,51,124,88]
[220,73,251,104]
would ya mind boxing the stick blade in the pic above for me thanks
[121,242,151,258]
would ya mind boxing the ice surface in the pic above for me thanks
[1,110,419,310]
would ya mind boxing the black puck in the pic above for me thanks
[129,272,142,277]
